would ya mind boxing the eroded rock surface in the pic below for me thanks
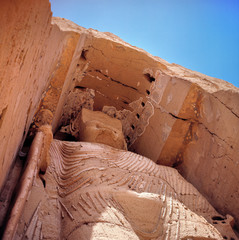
[51,19,239,227]
[70,108,127,150]
[0,0,82,190]
[15,140,237,239]
[50,19,239,228]
[0,0,239,235]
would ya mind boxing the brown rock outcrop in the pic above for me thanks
[49,18,239,228]
[13,140,237,239]
[70,108,127,150]
[0,0,239,237]
[0,0,80,190]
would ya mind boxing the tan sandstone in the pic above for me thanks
[0,0,239,238]
[70,108,127,150]
[0,0,78,190]
[13,140,237,239]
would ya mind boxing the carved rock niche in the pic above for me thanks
[0,1,239,240]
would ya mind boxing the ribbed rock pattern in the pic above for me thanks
[1,0,239,234]
[16,140,238,239]
[53,18,239,226]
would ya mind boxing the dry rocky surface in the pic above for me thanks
[0,0,239,239]
[14,140,237,239]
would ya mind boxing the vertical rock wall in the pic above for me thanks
[0,0,67,189]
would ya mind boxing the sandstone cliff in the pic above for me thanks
[0,0,239,234]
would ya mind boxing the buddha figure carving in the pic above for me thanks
[7,108,236,240]
[1,1,239,238]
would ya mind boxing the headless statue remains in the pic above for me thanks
[14,109,237,240]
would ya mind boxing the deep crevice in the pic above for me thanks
[95,69,138,91]
[39,172,46,188]
[109,77,138,91]
[169,112,188,121]
[213,94,239,119]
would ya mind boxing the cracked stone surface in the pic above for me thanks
[0,0,239,236]
[50,19,239,227]
[15,140,237,239]
[48,17,239,229]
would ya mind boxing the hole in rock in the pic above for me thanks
[123,100,129,105]
[39,172,46,188]
[54,126,77,141]
[80,50,88,60]
[136,113,140,119]
[141,102,145,107]
[223,237,228,239]
[39,169,46,176]
[131,125,135,130]
[212,216,225,221]
[144,73,155,83]
[74,86,86,90]
[146,90,150,95]
[126,136,130,141]
[172,161,183,168]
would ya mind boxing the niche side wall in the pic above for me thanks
[0,0,67,189]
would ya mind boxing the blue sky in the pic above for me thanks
[50,0,239,88]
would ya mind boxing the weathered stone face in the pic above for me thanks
[0,0,80,190]
[70,108,127,150]
[0,0,239,235]
[54,21,239,228]
[14,140,237,239]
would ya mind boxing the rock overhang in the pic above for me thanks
[44,17,239,229]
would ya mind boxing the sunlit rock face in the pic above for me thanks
[0,0,239,235]
[47,17,239,229]
[0,0,81,191]
[70,108,127,150]
[15,140,236,239]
